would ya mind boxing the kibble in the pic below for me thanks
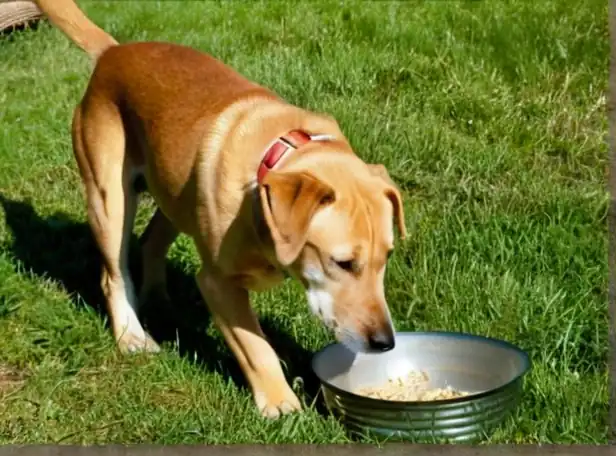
[355,371,469,402]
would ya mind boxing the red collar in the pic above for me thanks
[257,130,312,184]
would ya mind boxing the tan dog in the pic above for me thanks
[34,0,407,418]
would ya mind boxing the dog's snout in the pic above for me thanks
[368,329,395,352]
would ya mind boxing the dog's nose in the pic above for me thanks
[368,330,395,352]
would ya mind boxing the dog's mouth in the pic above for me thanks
[299,270,397,353]
[332,318,397,354]
[335,328,375,354]
[310,304,397,355]
[310,305,337,330]
[323,316,338,331]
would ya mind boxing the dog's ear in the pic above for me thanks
[259,171,335,266]
[367,164,407,240]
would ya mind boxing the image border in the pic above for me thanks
[608,0,616,445]
[0,0,613,453]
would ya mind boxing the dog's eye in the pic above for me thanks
[334,259,355,273]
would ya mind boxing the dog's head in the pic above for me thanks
[259,146,407,353]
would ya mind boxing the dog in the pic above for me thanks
[33,0,407,419]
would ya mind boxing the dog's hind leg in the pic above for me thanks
[72,101,159,353]
[139,208,179,305]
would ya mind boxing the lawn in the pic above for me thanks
[0,0,610,445]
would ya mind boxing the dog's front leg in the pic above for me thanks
[195,267,301,419]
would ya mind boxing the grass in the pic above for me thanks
[0,0,609,445]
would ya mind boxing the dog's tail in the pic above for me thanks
[34,0,118,61]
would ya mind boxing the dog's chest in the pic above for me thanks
[230,253,286,291]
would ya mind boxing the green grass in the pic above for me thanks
[0,0,609,445]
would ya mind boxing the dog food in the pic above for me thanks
[355,371,469,401]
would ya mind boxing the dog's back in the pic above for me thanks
[88,41,277,129]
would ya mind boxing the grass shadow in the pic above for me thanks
[0,194,328,415]
[0,19,41,40]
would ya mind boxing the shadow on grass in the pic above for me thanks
[0,194,328,415]
[0,19,41,39]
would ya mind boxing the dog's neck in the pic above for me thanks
[256,130,311,184]
[256,131,335,185]
[248,130,335,269]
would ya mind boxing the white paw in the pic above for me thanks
[117,330,160,354]
[254,388,302,419]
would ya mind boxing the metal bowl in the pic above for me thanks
[311,331,531,443]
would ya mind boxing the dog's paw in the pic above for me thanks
[254,387,302,419]
[117,331,161,354]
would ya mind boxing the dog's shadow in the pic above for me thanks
[0,194,327,415]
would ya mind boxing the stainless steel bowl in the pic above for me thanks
[311,331,531,443]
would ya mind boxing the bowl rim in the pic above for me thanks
[310,330,533,406]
